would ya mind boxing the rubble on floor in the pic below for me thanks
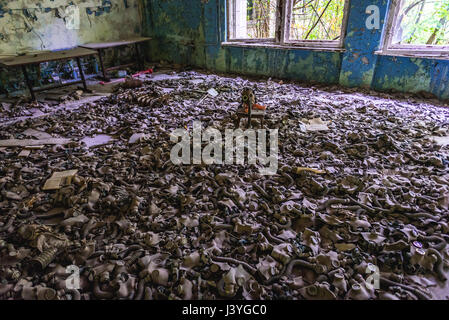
[0,71,449,300]
[0,101,51,121]
[0,88,90,124]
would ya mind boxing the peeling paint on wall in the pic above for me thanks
[0,0,143,93]
[0,0,142,55]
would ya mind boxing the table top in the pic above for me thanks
[0,47,98,67]
[79,36,152,50]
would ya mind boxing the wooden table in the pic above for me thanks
[79,36,152,81]
[0,47,97,100]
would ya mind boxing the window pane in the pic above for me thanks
[232,0,278,39]
[392,0,449,46]
[289,0,345,41]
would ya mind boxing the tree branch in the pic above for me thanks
[305,0,332,40]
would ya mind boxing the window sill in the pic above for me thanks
[221,42,346,52]
[374,50,449,61]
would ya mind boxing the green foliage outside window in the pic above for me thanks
[393,0,449,46]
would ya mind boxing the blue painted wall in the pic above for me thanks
[143,0,449,100]
[143,0,342,84]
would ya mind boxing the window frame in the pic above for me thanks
[226,0,280,43]
[283,0,350,48]
[379,0,449,59]
[225,0,351,50]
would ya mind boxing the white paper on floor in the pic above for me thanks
[300,117,330,131]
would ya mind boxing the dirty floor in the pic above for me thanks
[0,70,449,300]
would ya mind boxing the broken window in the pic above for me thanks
[228,0,279,40]
[288,0,347,42]
[227,0,350,49]
[392,0,449,46]
[381,0,449,57]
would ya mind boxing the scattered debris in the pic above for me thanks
[120,77,143,89]
[81,135,113,148]
[42,170,78,191]
[295,167,326,175]
[299,117,330,131]
[196,88,219,107]
[0,138,71,147]
[58,90,84,103]
[431,136,449,147]
[1,70,448,301]
[0,100,51,121]
[22,129,53,140]
[17,149,31,158]
[128,133,148,144]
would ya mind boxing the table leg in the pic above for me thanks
[135,43,143,70]
[97,49,109,81]
[247,103,252,129]
[21,65,36,101]
[76,57,88,91]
